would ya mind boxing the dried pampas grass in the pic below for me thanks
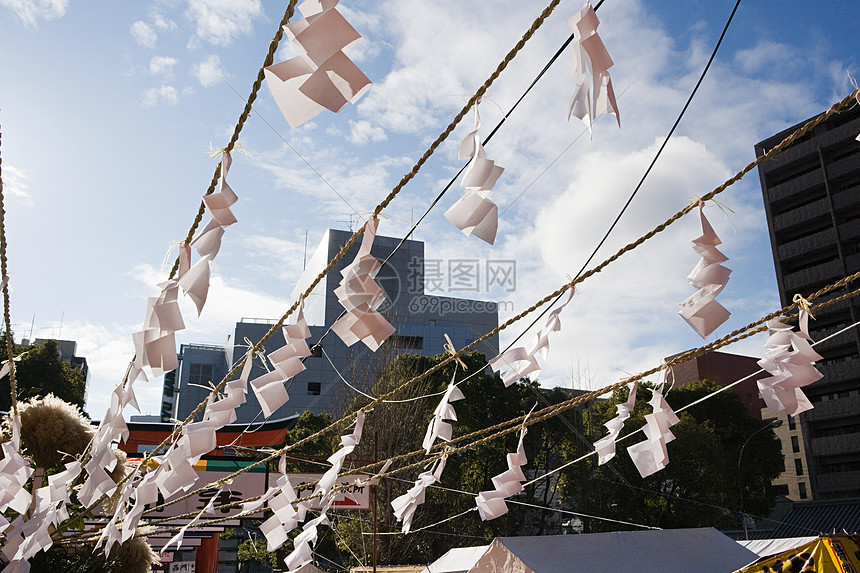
[16,393,93,469]
[110,534,161,573]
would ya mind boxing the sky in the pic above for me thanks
[0,0,857,419]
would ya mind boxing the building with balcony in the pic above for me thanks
[755,103,860,499]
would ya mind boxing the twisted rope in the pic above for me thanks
[167,0,300,280]
[0,120,18,414]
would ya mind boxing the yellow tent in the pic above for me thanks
[733,535,860,573]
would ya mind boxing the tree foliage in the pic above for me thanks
[0,338,87,413]
[579,379,784,532]
[332,351,586,566]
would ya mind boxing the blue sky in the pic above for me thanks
[0,0,857,418]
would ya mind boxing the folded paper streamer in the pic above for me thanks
[422,377,465,453]
[475,424,529,521]
[284,508,331,572]
[260,457,308,552]
[78,381,139,517]
[445,99,502,244]
[489,289,574,386]
[593,381,637,464]
[626,386,679,478]
[0,415,34,518]
[264,0,371,128]
[756,310,822,416]
[679,204,731,338]
[182,150,238,316]
[314,411,365,498]
[392,457,448,534]
[331,217,396,350]
[250,302,313,418]
[568,1,620,134]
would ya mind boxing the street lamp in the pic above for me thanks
[737,418,783,539]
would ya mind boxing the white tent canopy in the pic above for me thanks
[421,545,490,573]
[444,528,759,573]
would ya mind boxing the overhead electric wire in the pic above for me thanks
[496,0,745,375]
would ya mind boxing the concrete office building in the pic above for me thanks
[755,103,860,499]
[161,229,500,423]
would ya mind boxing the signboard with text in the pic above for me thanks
[288,473,370,510]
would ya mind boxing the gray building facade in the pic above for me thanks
[755,103,860,499]
[161,229,500,423]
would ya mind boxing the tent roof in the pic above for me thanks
[471,528,758,573]
[421,545,490,573]
[738,536,818,557]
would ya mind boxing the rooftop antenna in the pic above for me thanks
[58,311,63,340]
[29,313,35,341]
[303,229,308,270]
[335,214,357,232]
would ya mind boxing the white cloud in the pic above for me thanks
[149,55,178,77]
[0,0,67,27]
[192,54,226,87]
[233,234,307,285]
[151,12,177,32]
[1,165,34,206]
[734,41,795,75]
[130,20,157,48]
[141,84,179,108]
[185,0,262,47]
[348,120,388,144]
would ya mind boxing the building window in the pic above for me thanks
[308,382,321,396]
[791,436,800,453]
[788,416,796,430]
[387,335,423,350]
[795,458,804,476]
[188,363,214,387]
[798,482,808,499]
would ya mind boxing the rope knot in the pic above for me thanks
[444,333,467,370]
[792,293,814,318]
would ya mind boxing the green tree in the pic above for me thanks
[0,338,87,413]
[581,379,783,531]
[333,352,584,566]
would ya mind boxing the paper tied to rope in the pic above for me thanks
[475,405,534,520]
[391,455,449,534]
[593,380,637,465]
[678,203,731,338]
[626,385,679,478]
[568,1,620,135]
[756,311,822,416]
[330,217,396,350]
[489,287,574,386]
[444,333,468,370]
[264,0,371,128]
[249,301,313,418]
[422,371,466,453]
[444,98,502,245]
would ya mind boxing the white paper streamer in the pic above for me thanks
[679,205,731,338]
